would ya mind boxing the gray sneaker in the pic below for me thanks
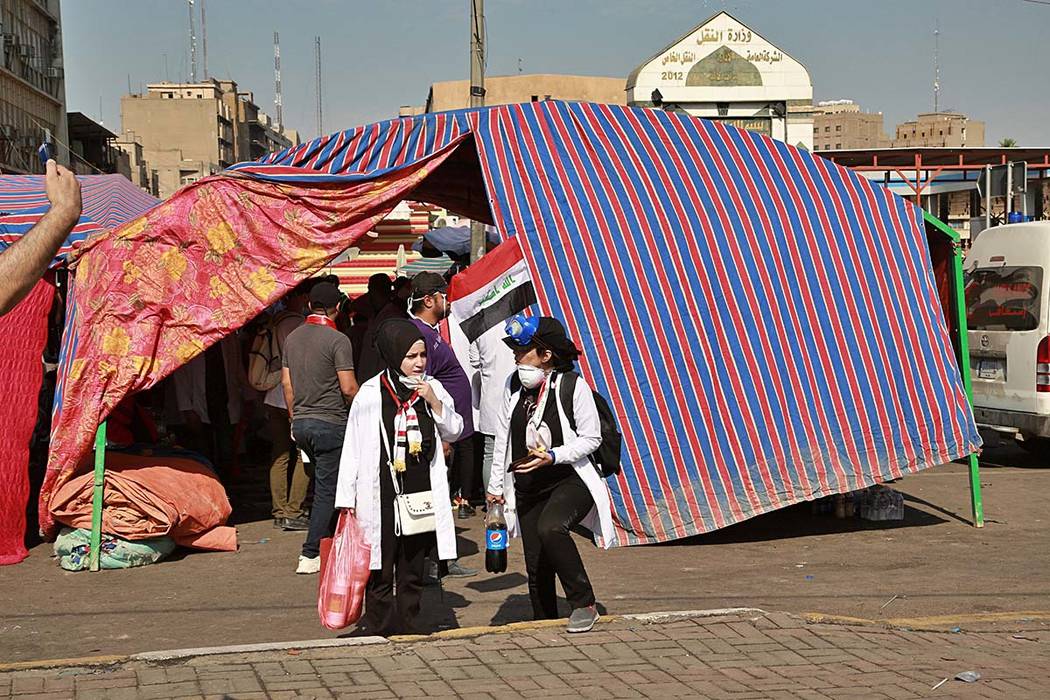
[445,560,478,578]
[567,605,600,633]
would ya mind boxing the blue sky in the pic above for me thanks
[63,0,1048,146]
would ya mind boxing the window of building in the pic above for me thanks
[531,95,539,102]
[824,126,830,133]
[835,125,841,132]
[835,143,841,149]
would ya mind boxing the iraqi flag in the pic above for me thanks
[448,237,537,343]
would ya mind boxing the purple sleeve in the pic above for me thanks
[429,339,475,439]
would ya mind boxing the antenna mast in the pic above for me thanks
[200,0,208,78]
[188,0,197,82]
[315,36,323,136]
[933,22,941,113]
[274,31,283,127]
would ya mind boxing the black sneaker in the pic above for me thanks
[282,516,310,531]
[458,503,476,519]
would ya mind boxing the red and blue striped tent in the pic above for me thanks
[0,174,160,264]
[49,102,979,545]
[231,101,979,545]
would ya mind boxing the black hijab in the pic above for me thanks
[374,318,436,472]
[374,318,425,399]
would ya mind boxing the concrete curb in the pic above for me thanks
[131,635,389,662]
[0,608,770,672]
[804,610,1050,631]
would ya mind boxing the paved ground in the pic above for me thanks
[2,446,1048,665]
[1,610,1047,699]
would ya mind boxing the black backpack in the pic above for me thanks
[556,372,623,478]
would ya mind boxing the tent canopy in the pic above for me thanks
[0,174,160,264]
[45,102,980,545]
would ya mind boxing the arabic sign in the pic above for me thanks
[635,13,809,92]
[710,117,772,135]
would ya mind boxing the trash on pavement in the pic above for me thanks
[954,671,981,683]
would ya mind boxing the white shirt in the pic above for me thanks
[469,325,517,436]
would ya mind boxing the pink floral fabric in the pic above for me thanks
[42,151,456,536]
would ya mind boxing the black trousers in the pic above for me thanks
[363,468,433,636]
[449,435,476,501]
[517,471,596,620]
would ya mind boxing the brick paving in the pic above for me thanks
[1,611,1046,699]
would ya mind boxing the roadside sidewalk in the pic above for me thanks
[1,609,1046,699]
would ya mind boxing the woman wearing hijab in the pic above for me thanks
[335,319,463,635]
[486,316,616,634]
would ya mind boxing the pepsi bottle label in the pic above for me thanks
[486,528,508,550]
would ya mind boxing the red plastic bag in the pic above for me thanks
[317,510,371,630]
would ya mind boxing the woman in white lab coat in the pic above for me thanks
[335,319,462,635]
[487,315,616,634]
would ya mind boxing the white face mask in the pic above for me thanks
[516,364,547,390]
[399,373,427,391]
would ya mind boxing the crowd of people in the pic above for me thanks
[267,268,613,636]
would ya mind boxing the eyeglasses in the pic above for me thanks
[504,314,539,346]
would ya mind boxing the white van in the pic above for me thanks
[965,221,1050,449]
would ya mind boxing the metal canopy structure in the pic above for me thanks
[822,147,1050,205]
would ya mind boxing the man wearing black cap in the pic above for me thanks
[282,281,360,574]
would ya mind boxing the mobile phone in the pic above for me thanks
[38,142,54,169]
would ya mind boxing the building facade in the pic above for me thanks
[0,0,68,173]
[113,133,156,195]
[626,11,814,149]
[66,111,131,178]
[813,100,890,151]
[420,74,626,114]
[120,79,295,199]
[893,112,984,148]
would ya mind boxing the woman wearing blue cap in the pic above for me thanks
[486,315,616,633]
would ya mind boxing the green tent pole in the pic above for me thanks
[950,240,984,528]
[922,211,983,528]
[89,422,107,571]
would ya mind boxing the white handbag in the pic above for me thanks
[393,488,436,536]
[379,412,436,536]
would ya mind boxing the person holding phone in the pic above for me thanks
[334,318,463,635]
[0,158,82,316]
[486,316,616,634]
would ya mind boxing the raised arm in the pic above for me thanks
[0,161,82,316]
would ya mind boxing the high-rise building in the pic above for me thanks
[893,112,984,148]
[813,100,890,151]
[0,0,68,173]
[120,79,297,199]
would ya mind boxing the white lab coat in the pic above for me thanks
[334,375,464,570]
[469,325,517,436]
[487,372,618,549]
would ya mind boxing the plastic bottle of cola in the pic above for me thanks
[485,502,508,574]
